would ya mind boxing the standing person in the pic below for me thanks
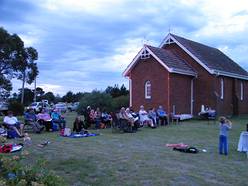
[94,107,101,129]
[3,111,24,137]
[157,105,168,126]
[101,109,112,128]
[219,116,232,155]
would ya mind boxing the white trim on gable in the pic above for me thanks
[123,47,145,77]
[123,45,197,77]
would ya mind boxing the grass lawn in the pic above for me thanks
[4,112,248,186]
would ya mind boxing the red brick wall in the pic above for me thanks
[163,44,216,115]
[238,80,248,114]
[217,77,248,115]
[130,56,169,112]
[163,43,248,116]
[169,73,192,114]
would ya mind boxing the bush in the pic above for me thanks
[112,95,129,111]
[77,91,113,114]
[8,101,24,116]
[0,154,66,186]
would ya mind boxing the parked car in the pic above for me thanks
[0,101,8,115]
[0,102,8,111]
[27,102,50,113]
[67,102,79,112]
[54,103,67,113]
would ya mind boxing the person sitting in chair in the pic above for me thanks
[157,105,168,126]
[24,108,44,133]
[119,107,135,132]
[51,109,66,130]
[126,108,138,131]
[148,108,158,127]
[139,105,155,128]
[3,111,24,137]
[37,109,53,131]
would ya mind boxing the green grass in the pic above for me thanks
[4,112,248,186]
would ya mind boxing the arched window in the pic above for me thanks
[220,78,224,100]
[145,81,151,99]
[241,82,244,101]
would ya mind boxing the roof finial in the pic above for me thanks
[142,36,149,46]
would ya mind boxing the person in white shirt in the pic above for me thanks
[3,111,24,137]
[139,105,155,128]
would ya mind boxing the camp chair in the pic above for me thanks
[170,113,180,125]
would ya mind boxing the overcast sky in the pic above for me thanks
[1,0,248,95]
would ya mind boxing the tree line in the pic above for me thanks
[9,84,129,107]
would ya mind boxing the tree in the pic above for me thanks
[62,91,75,103]
[0,27,24,97]
[33,87,45,101]
[77,91,113,113]
[105,84,129,98]
[0,27,39,101]
[17,47,38,104]
[42,92,55,103]
[17,88,34,106]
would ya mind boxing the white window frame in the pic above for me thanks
[141,49,150,59]
[220,78,224,100]
[145,81,151,99]
[241,82,244,101]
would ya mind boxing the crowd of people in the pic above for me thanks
[2,108,67,137]
[0,104,235,156]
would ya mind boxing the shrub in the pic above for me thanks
[8,101,24,116]
[77,91,113,113]
[0,154,66,186]
[112,95,129,111]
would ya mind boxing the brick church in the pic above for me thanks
[123,33,248,116]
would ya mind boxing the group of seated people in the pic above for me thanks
[84,106,112,129]
[117,105,168,131]
[2,108,67,137]
[1,104,169,137]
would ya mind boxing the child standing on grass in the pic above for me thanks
[219,116,232,155]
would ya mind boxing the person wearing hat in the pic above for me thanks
[3,111,24,137]
[219,116,232,155]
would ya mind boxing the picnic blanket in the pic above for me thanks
[0,143,23,153]
[61,132,99,138]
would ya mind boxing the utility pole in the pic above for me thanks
[21,71,25,104]
[34,77,37,102]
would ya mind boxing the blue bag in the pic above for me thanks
[7,130,19,139]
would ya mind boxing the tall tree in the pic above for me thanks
[0,27,39,101]
[0,27,24,97]
[17,88,34,106]
[17,47,38,104]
